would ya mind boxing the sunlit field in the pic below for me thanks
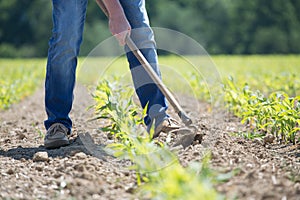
[1,55,300,109]
[0,59,45,109]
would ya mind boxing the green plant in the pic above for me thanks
[92,77,221,199]
[224,77,300,144]
[0,59,45,110]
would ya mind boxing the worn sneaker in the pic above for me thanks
[154,118,181,138]
[44,123,69,149]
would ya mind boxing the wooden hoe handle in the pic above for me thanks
[95,0,192,126]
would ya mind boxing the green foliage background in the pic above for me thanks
[0,0,300,57]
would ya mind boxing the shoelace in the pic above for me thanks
[166,118,180,126]
[47,124,67,136]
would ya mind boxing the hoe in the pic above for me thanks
[95,0,199,148]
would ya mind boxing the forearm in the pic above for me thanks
[96,0,131,46]
[101,0,125,18]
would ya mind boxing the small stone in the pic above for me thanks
[7,168,14,175]
[4,138,11,143]
[53,173,62,179]
[75,152,87,159]
[75,164,85,172]
[125,183,136,194]
[35,166,43,171]
[193,151,200,157]
[60,181,67,188]
[123,171,130,176]
[33,152,49,162]
[246,163,253,168]
[253,138,264,145]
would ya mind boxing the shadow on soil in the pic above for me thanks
[0,133,109,161]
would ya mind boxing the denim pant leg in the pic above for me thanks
[120,0,169,131]
[44,0,88,132]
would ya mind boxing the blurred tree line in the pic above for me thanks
[0,0,300,57]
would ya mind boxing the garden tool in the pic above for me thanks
[95,0,199,148]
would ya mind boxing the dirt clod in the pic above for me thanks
[6,168,14,175]
[33,152,49,162]
[75,152,87,159]
[263,134,275,144]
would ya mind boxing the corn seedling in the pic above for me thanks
[92,77,221,199]
[224,77,300,144]
[0,59,44,110]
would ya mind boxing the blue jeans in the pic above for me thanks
[45,0,168,133]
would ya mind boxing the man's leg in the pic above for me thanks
[44,0,87,140]
[120,0,178,134]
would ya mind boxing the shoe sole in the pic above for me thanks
[154,126,181,138]
[44,140,70,149]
